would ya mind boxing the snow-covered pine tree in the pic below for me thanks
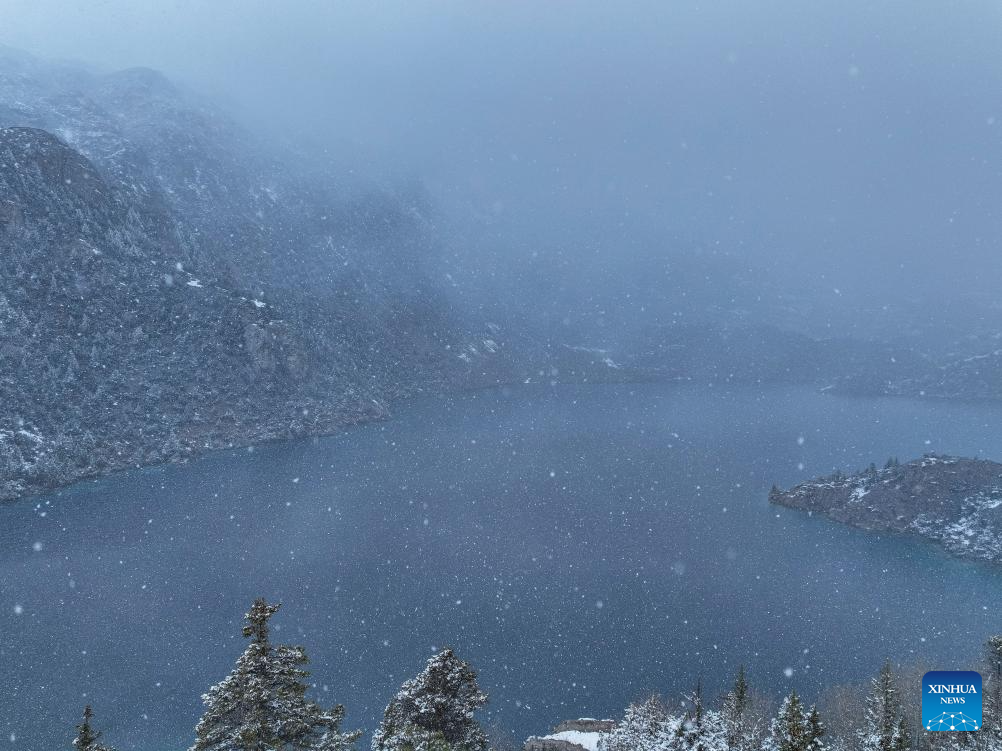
[600,694,682,751]
[857,661,908,751]
[679,682,726,751]
[694,710,727,751]
[765,693,825,751]
[986,635,1002,689]
[766,692,809,751]
[924,729,977,751]
[721,666,762,751]
[190,598,361,751]
[721,667,748,748]
[804,706,826,751]
[73,706,114,751]
[980,635,1002,750]
[371,648,488,751]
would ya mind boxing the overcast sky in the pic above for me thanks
[4,1,1002,331]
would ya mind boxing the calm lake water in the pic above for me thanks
[3,384,1002,751]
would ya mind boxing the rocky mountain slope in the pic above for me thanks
[604,320,930,388]
[0,48,519,502]
[823,330,1002,402]
[770,454,1002,562]
[877,348,1002,401]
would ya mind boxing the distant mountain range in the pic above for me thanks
[771,454,1002,562]
[864,346,1002,402]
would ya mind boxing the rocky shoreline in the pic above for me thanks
[770,454,1002,563]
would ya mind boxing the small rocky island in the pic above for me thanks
[770,454,1002,562]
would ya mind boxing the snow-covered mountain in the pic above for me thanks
[0,48,510,501]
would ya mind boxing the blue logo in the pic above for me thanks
[922,671,982,731]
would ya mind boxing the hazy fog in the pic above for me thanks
[8,5,1002,748]
[5,0,1002,340]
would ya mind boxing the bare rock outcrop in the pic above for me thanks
[524,719,614,751]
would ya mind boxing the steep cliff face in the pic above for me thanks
[0,50,509,502]
[770,454,1002,562]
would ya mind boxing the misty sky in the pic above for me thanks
[4,0,1002,332]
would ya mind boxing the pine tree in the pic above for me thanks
[982,635,1002,749]
[653,684,725,751]
[924,729,976,751]
[768,692,809,751]
[600,694,682,751]
[190,598,361,751]
[804,706,826,751]
[371,648,488,751]
[73,706,113,751]
[692,681,704,740]
[987,636,1002,685]
[721,666,757,751]
[858,661,909,751]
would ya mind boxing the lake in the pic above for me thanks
[3,383,1002,751]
